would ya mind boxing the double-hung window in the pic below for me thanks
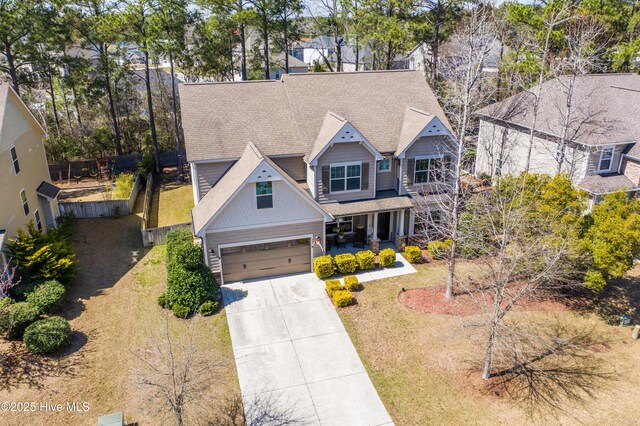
[10,146,20,174]
[330,162,361,192]
[256,181,273,209]
[20,189,29,216]
[34,210,42,231]
[414,156,445,184]
[598,147,614,172]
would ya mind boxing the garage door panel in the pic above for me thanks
[222,238,311,283]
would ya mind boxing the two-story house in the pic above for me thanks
[0,82,60,266]
[475,73,640,207]
[181,70,459,284]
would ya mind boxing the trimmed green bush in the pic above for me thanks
[169,241,203,271]
[313,255,334,279]
[403,246,423,264]
[26,280,65,314]
[199,300,219,316]
[0,302,39,338]
[428,239,453,260]
[172,304,190,318]
[166,264,217,312]
[355,250,376,270]
[334,253,356,274]
[379,248,396,267]
[166,228,193,263]
[332,290,353,307]
[325,280,343,297]
[344,275,361,291]
[157,292,168,309]
[23,316,70,354]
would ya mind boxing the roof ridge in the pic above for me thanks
[183,79,277,86]
[282,69,418,78]
[327,111,347,122]
[408,106,432,116]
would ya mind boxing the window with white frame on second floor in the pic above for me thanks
[34,210,42,231]
[256,182,273,209]
[414,156,445,184]
[10,146,20,174]
[330,162,361,192]
[20,189,29,216]
[598,147,614,172]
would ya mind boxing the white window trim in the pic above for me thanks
[326,216,354,235]
[329,161,362,193]
[413,155,445,185]
[598,147,614,173]
[378,156,391,173]
[255,181,273,209]
[19,188,29,217]
[9,145,19,175]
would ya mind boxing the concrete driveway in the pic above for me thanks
[222,273,393,426]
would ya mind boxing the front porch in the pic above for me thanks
[327,241,397,256]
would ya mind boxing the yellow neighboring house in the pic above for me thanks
[0,82,60,266]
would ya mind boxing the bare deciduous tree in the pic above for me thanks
[0,259,21,299]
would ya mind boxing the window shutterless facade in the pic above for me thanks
[20,189,29,216]
[598,147,614,172]
[10,146,20,174]
[256,181,273,209]
[34,210,42,231]
[414,156,445,184]
[330,162,361,193]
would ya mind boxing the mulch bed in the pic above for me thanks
[398,286,574,316]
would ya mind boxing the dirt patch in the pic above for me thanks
[398,286,571,316]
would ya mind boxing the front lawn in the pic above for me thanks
[0,215,239,425]
[338,260,640,425]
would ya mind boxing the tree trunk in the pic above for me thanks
[102,46,123,155]
[47,74,61,136]
[60,78,74,132]
[355,38,360,71]
[432,1,441,87]
[4,41,20,95]
[169,53,181,169]
[71,85,84,134]
[144,47,161,173]
[239,21,247,81]
[262,24,270,79]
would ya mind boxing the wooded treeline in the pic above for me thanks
[1,0,639,165]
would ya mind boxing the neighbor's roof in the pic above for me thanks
[272,52,308,69]
[180,70,453,162]
[36,181,61,200]
[578,174,637,195]
[475,73,640,146]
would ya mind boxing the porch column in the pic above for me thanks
[372,212,378,240]
[395,209,407,250]
[398,209,405,236]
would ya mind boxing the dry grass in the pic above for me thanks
[0,212,239,426]
[338,260,640,425]
[149,173,193,228]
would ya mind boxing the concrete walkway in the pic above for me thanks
[222,273,394,426]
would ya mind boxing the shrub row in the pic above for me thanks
[313,249,395,279]
[164,229,219,318]
[325,276,360,307]
[403,246,423,264]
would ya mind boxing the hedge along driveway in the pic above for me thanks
[222,273,394,425]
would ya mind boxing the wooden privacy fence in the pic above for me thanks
[140,173,191,246]
[59,173,142,219]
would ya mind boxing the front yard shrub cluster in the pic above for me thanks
[23,316,71,354]
[403,246,423,264]
[355,250,375,270]
[314,255,335,279]
[325,279,343,297]
[199,300,219,316]
[344,275,361,291]
[165,229,218,317]
[26,280,65,314]
[379,248,397,267]
[334,253,356,274]
[0,301,39,338]
[332,289,354,307]
[428,240,453,260]
[6,222,77,285]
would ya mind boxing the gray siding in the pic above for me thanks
[315,143,376,202]
[585,145,626,176]
[205,220,324,272]
[197,161,234,199]
[400,135,457,195]
[376,156,397,191]
[272,156,306,181]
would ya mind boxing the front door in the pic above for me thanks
[377,212,391,241]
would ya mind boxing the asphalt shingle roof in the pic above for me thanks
[36,181,61,200]
[180,70,452,162]
[578,173,637,195]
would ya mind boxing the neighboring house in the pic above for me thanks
[290,36,370,71]
[130,68,184,95]
[0,82,60,266]
[393,44,430,76]
[181,70,459,283]
[439,35,503,75]
[474,73,640,206]
[337,45,373,72]
[233,52,309,81]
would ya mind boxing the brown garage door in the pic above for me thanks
[221,238,311,283]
